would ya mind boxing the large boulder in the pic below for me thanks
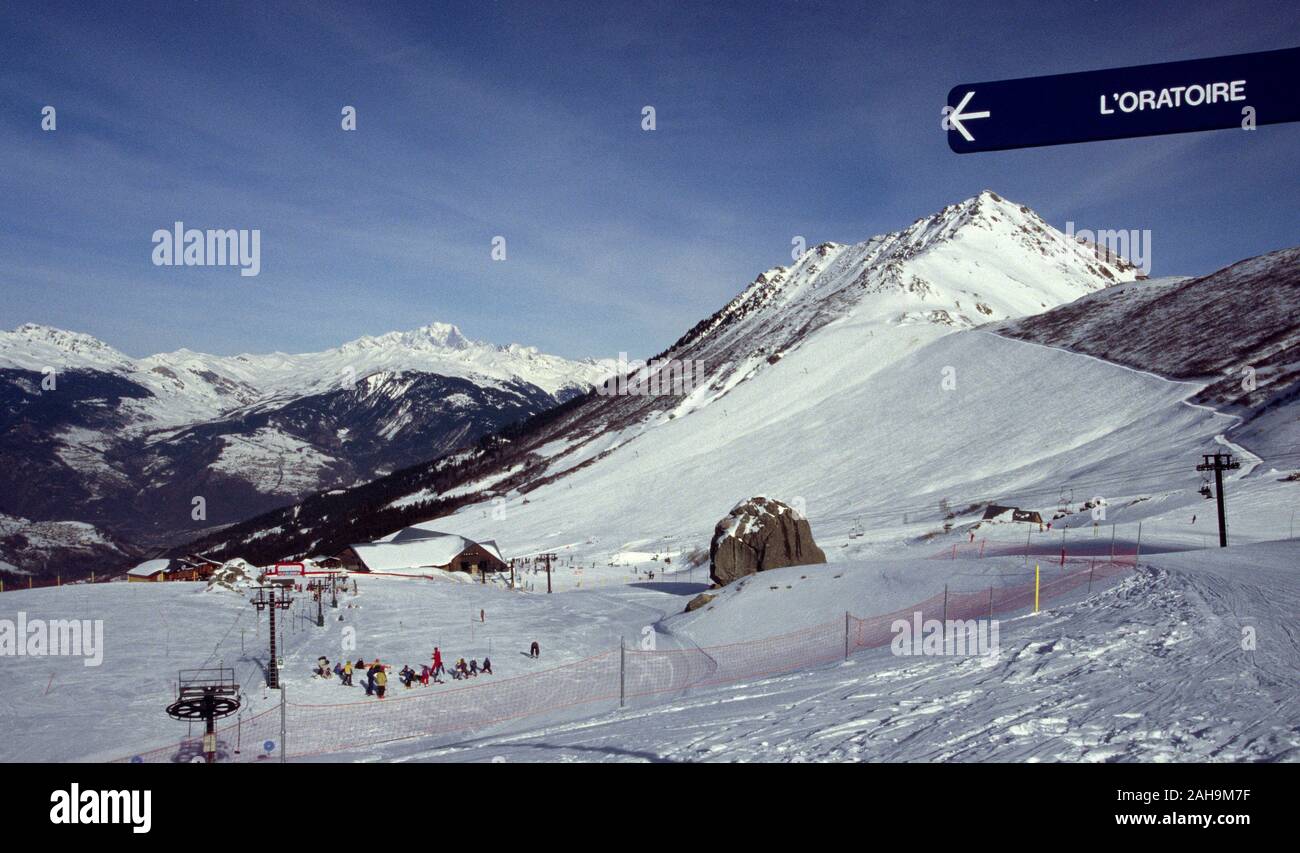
[684,592,716,613]
[709,496,826,586]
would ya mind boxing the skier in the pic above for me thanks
[419,664,431,686]
[316,656,331,679]
[529,641,540,659]
[480,608,485,623]
[374,667,388,699]
[432,647,444,679]
[342,659,353,686]
[399,665,416,688]
[481,657,492,675]
[457,658,469,678]
[468,659,479,676]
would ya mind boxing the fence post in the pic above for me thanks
[844,611,850,661]
[1087,561,1095,594]
[941,584,948,624]
[618,638,626,709]
[280,685,287,764]
[1135,521,1142,565]
[1109,524,1116,564]
[1034,564,1040,613]
[988,586,994,621]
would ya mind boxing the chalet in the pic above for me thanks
[127,557,205,583]
[981,505,1044,525]
[181,554,223,580]
[337,523,507,576]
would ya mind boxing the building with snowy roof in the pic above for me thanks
[126,557,209,582]
[337,523,507,576]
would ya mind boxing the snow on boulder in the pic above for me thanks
[206,558,256,592]
[709,496,826,587]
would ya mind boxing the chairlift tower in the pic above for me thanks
[165,667,241,764]
[250,583,294,688]
[539,552,557,593]
[306,578,327,626]
[1196,452,1241,547]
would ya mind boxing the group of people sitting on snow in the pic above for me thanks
[420,646,493,683]
[312,656,392,697]
[312,647,493,698]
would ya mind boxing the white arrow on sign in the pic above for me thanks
[948,90,991,142]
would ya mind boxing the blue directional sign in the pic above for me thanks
[946,47,1300,153]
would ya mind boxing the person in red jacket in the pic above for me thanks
[431,647,444,682]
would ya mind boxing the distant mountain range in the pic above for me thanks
[0,322,612,577]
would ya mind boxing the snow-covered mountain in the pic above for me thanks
[0,323,612,575]
[192,190,1236,567]
[998,245,1300,459]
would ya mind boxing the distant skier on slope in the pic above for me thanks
[374,667,388,699]
[432,647,444,680]
[481,657,493,675]
[529,641,540,659]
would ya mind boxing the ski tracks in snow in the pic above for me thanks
[409,549,1300,763]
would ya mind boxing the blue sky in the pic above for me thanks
[2,0,1297,360]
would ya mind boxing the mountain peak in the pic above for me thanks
[413,322,471,350]
[665,190,1139,360]
[918,189,1038,235]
